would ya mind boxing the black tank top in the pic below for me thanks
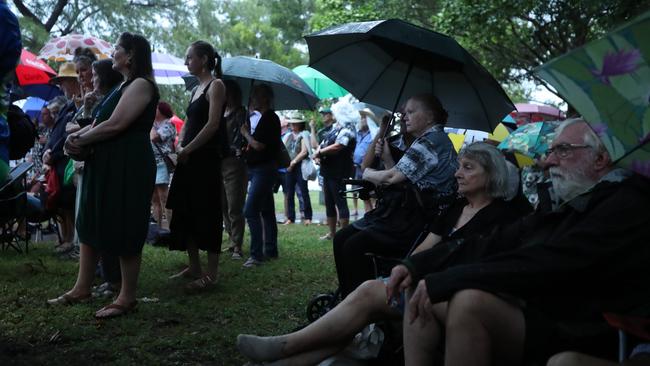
[182,79,227,154]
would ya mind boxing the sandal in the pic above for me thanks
[47,292,92,306]
[184,274,216,294]
[168,267,201,280]
[94,301,137,319]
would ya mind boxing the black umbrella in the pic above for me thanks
[305,19,514,132]
[183,56,319,110]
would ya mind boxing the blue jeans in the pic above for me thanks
[284,167,312,221]
[244,163,278,260]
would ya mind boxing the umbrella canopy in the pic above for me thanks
[515,103,565,117]
[184,56,319,110]
[152,52,188,85]
[292,65,348,99]
[305,19,514,132]
[10,84,62,102]
[38,34,113,62]
[16,49,56,86]
[536,11,650,177]
[498,121,561,158]
[20,97,47,121]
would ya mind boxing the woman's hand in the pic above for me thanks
[374,138,384,157]
[64,134,84,157]
[385,264,412,305]
[240,121,251,139]
[407,280,434,324]
[83,91,98,112]
[176,146,189,164]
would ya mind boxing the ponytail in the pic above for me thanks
[214,52,223,79]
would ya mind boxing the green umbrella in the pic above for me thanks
[497,121,561,158]
[292,65,348,99]
[536,11,650,178]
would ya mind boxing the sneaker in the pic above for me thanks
[242,257,263,268]
[231,251,243,260]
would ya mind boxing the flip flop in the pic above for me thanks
[47,292,92,306]
[94,301,137,319]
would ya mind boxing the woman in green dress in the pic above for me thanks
[49,32,159,319]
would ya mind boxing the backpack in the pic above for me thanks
[7,105,36,160]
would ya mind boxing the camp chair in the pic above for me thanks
[603,313,650,362]
[0,162,33,253]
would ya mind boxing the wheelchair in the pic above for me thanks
[306,179,432,323]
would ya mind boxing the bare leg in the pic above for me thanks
[363,199,373,214]
[94,253,141,317]
[69,243,99,296]
[186,240,202,276]
[339,218,349,229]
[547,352,619,366]
[403,288,448,366]
[151,188,162,225]
[326,217,337,238]
[60,209,75,243]
[444,289,525,366]
[156,185,170,230]
[205,251,219,279]
[262,346,344,366]
[237,279,399,362]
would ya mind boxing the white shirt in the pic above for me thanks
[249,110,262,134]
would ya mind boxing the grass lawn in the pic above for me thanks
[0,224,337,365]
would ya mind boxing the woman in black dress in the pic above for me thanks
[166,40,227,292]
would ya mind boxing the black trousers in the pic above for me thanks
[333,225,414,298]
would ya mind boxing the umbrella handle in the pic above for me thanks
[371,56,415,169]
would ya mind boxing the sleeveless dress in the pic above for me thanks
[166,80,225,253]
[77,78,159,256]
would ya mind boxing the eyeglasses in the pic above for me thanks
[546,143,591,159]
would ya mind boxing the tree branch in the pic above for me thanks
[44,0,70,32]
[12,0,46,28]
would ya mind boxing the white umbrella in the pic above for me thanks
[152,52,188,85]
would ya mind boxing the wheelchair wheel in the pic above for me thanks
[306,293,337,322]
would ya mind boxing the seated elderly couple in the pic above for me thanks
[236,108,650,365]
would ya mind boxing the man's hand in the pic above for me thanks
[407,279,433,324]
[386,265,412,305]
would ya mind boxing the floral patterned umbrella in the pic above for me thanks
[497,121,561,158]
[536,11,650,177]
[38,34,114,62]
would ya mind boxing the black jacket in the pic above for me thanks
[407,173,650,320]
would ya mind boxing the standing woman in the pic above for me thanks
[166,40,226,291]
[52,32,159,319]
[150,101,176,230]
[240,84,281,268]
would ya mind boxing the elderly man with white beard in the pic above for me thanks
[389,118,650,366]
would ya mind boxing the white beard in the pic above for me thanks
[549,166,597,202]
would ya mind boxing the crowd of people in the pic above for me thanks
[1,8,649,364]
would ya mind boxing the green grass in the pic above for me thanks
[0,224,337,365]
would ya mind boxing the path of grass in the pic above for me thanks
[0,224,337,365]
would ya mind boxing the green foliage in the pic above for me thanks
[12,0,190,51]
[310,0,438,31]
[433,0,650,100]
[0,224,337,365]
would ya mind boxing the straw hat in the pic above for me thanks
[49,62,78,84]
[359,107,377,123]
[285,111,306,124]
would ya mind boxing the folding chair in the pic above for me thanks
[0,162,33,253]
